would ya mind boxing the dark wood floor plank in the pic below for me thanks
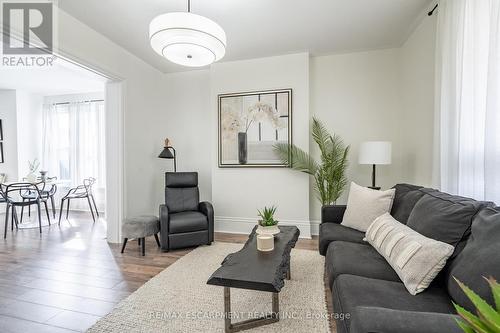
[0,314,77,333]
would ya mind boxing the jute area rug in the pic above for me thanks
[88,242,330,332]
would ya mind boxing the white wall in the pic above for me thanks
[399,15,437,187]
[211,53,311,237]
[161,70,212,202]
[0,90,18,182]
[310,49,403,222]
[16,91,43,177]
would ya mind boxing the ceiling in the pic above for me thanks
[58,0,432,73]
[0,58,107,95]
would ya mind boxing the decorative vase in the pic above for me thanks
[238,132,248,164]
[257,234,274,252]
[40,171,48,181]
[256,224,280,235]
[26,173,37,183]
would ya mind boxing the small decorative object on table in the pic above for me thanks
[26,159,40,182]
[257,234,274,252]
[39,170,48,181]
[257,205,280,235]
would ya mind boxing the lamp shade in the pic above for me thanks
[149,12,226,67]
[158,147,174,159]
[358,141,392,165]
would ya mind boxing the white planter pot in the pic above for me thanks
[256,224,280,235]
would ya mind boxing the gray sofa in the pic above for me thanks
[320,184,500,333]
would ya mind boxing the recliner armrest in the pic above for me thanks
[321,205,347,224]
[349,307,462,333]
[199,201,214,243]
[159,204,169,251]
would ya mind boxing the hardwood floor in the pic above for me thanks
[0,211,324,332]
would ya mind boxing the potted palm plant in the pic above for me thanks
[274,117,350,205]
[453,277,500,333]
[257,205,280,235]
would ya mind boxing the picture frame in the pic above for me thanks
[218,89,292,168]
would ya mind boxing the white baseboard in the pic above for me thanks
[310,219,321,236]
[215,216,312,239]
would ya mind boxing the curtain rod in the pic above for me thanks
[428,4,438,16]
[53,99,104,106]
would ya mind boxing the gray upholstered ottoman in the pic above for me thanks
[121,215,161,256]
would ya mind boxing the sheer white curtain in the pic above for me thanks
[42,100,106,209]
[435,0,500,203]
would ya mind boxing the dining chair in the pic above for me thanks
[20,181,52,224]
[59,177,99,224]
[41,177,58,218]
[1,182,46,238]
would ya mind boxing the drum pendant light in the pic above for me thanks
[149,0,226,67]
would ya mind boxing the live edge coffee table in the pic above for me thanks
[207,226,300,333]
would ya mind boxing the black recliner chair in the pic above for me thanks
[160,172,214,252]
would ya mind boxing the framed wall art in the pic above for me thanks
[218,89,292,168]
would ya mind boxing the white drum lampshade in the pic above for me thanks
[149,12,226,67]
[358,141,392,189]
[358,141,392,165]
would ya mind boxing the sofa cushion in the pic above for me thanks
[318,223,365,255]
[332,274,455,333]
[390,184,426,224]
[349,307,462,333]
[169,211,207,234]
[341,182,396,232]
[365,213,454,295]
[444,206,500,312]
[406,190,485,254]
[325,241,400,288]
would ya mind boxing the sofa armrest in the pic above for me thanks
[159,204,169,251]
[349,307,462,333]
[321,205,346,224]
[199,201,214,243]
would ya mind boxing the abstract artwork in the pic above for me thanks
[218,89,292,167]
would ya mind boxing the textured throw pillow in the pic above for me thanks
[341,182,396,232]
[365,213,455,295]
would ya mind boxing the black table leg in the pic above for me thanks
[223,287,279,333]
[141,237,145,256]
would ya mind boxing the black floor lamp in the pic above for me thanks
[158,138,177,172]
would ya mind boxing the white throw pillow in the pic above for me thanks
[365,213,455,295]
[341,182,396,232]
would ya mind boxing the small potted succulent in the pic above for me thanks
[257,205,280,235]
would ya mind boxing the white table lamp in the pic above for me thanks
[359,141,392,189]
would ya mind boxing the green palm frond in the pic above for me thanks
[312,117,332,158]
[454,277,500,333]
[273,118,350,205]
[274,143,318,175]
